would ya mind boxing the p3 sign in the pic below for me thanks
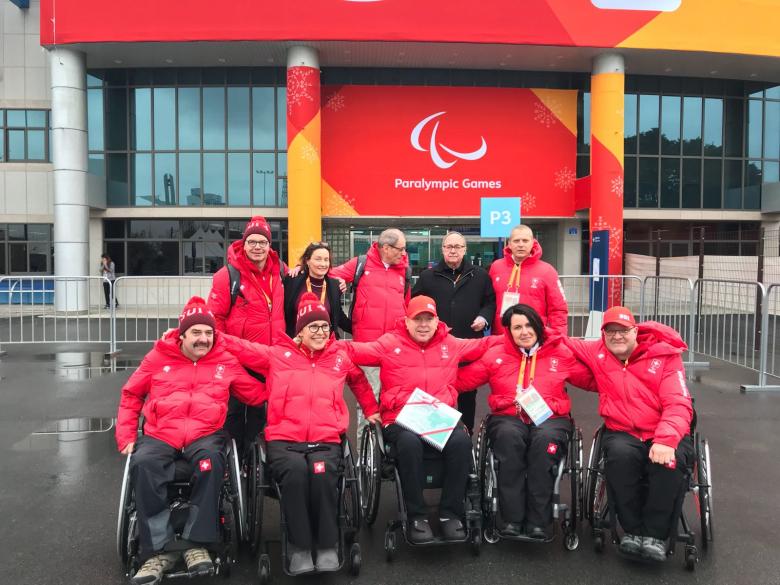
[481,197,521,238]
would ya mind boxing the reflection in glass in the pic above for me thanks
[131,153,152,206]
[127,242,179,275]
[638,157,658,207]
[660,96,680,155]
[203,88,225,150]
[203,153,225,205]
[747,100,762,158]
[638,95,659,154]
[6,110,25,126]
[253,87,274,149]
[88,154,105,176]
[132,88,152,150]
[253,152,275,206]
[660,158,680,208]
[10,243,27,272]
[744,160,761,209]
[87,89,104,151]
[228,153,250,205]
[682,97,702,156]
[703,159,722,208]
[624,157,636,207]
[153,88,176,150]
[107,153,129,205]
[766,86,780,100]
[27,130,45,160]
[155,153,177,205]
[27,110,46,127]
[7,130,24,159]
[227,88,250,150]
[277,87,287,149]
[624,94,637,154]
[178,88,201,150]
[180,153,201,206]
[29,243,49,272]
[128,220,179,239]
[182,221,224,240]
[724,99,743,158]
[703,98,723,156]
[682,158,701,208]
[764,101,779,159]
[278,152,287,177]
[724,159,742,209]
[183,240,226,274]
[764,161,779,184]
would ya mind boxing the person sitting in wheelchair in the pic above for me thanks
[565,306,694,562]
[344,295,495,543]
[456,303,593,540]
[115,296,265,585]
[219,293,380,575]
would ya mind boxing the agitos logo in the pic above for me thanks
[410,112,487,170]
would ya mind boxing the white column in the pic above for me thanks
[49,48,89,311]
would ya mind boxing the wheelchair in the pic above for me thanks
[583,421,714,570]
[359,422,482,560]
[244,435,362,583]
[116,437,245,580]
[474,414,583,550]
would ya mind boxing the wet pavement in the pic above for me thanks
[1,344,779,585]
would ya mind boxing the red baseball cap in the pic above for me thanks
[407,295,438,319]
[601,306,637,329]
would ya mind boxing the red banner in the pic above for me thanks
[321,86,577,217]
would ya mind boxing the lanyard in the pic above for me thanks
[516,352,537,390]
[306,277,327,304]
[247,270,273,309]
[507,263,522,290]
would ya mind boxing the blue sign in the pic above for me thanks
[480,197,521,238]
[589,230,609,312]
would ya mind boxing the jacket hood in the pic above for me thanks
[392,316,450,347]
[227,239,281,276]
[502,239,542,266]
[368,241,410,271]
[631,321,688,358]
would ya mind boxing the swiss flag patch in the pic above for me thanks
[546,443,558,455]
[665,459,677,470]
[199,458,212,472]
[313,461,326,474]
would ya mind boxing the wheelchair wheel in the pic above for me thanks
[116,454,132,564]
[257,553,271,585]
[384,528,397,562]
[359,424,381,526]
[246,441,265,556]
[569,427,584,526]
[584,427,605,526]
[343,439,363,532]
[349,542,362,576]
[695,434,714,548]
[227,439,245,543]
[221,490,240,573]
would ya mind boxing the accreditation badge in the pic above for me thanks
[515,384,553,426]
[500,291,521,316]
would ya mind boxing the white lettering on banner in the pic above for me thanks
[393,177,503,191]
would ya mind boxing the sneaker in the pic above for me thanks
[132,552,179,585]
[182,547,212,576]
[499,522,524,538]
[288,546,315,575]
[315,547,339,571]
[409,519,434,543]
[440,518,466,541]
[642,536,668,562]
[619,533,643,555]
[526,524,550,540]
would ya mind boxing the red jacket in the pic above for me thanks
[456,330,594,419]
[564,322,693,449]
[115,334,265,452]
[219,334,379,444]
[330,242,411,342]
[207,240,286,344]
[488,241,568,336]
[345,320,492,426]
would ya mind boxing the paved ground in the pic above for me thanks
[1,342,779,585]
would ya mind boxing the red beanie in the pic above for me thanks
[243,216,272,242]
[178,296,216,333]
[296,292,330,335]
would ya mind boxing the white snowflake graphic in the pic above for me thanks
[521,191,536,213]
[338,190,356,208]
[554,167,576,190]
[592,216,609,233]
[609,225,623,259]
[325,93,346,112]
[533,100,559,128]
[300,142,319,163]
[287,68,315,107]
[610,176,624,198]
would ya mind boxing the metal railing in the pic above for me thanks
[560,275,643,338]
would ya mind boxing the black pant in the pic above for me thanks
[457,391,477,435]
[383,423,472,520]
[224,371,266,455]
[102,281,117,307]
[131,432,226,560]
[487,415,571,527]
[267,441,342,550]
[602,430,694,539]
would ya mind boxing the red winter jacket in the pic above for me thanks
[330,242,411,342]
[115,334,265,452]
[564,322,693,449]
[456,329,594,419]
[219,334,379,444]
[207,240,286,344]
[488,241,568,336]
[344,320,493,426]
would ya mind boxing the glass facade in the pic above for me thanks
[87,69,288,207]
[0,224,53,274]
[0,109,50,162]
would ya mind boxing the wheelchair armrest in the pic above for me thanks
[372,421,387,456]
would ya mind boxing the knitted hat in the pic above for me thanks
[243,216,272,242]
[601,306,637,329]
[296,292,330,335]
[178,296,216,333]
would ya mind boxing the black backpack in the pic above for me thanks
[226,262,287,309]
[348,254,413,320]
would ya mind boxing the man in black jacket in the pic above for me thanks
[412,231,496,432]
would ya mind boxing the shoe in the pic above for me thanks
[440,518,466,541]
[132,552,179,585]
[104,305,110,310]
[288,546,315,575]
[315,547,339,571]
[526,524,550,540]
[409,519,434,543]
[641,536,668,562]
[499,522,524,538]
[619,533,643,555]
[182,547,212,576]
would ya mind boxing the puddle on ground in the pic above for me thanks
[33,352,141,378]
[12,417,116,452]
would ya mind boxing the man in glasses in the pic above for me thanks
[411,231,495,433]
[565,306,694,562]
[207,215,287,454]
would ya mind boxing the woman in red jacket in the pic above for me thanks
[221,294,380,575]
[456,303,593,540]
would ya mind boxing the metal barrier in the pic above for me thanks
[742,283,780,391]
[559,275,643,338]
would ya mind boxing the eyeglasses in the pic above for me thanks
[245,239,270,249]
[604,327,636,338]
[443,244,466,251]
[386,244,406,252]
[307,323,331,333]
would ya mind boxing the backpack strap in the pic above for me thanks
[348,254,368,321]
[227,263,242,309]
